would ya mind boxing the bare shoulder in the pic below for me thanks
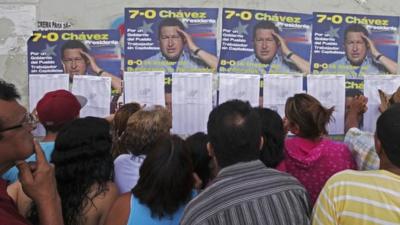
[104,192,131,225]
[85,182,120,225]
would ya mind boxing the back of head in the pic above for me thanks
[285,93,334,140]
[52,116,113,225]
[207,100,261,168]
[123,105,171,156]
[254,108,285,168]
[132,134,193,218]
[376,103,400,168]
[185,132,211,189]
[61,40,89,59]
[111,102,141,157]
[36,89,83,133]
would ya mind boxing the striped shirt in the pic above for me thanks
[312,170,400,225]
[180,160,311,225]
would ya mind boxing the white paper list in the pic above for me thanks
[172,73,212,136]
[72,75,111,118]
[263,74,304,118]
[124,71,165,107]
[307,75,346,135]
[218,73,260,107]
[364,75,400,132]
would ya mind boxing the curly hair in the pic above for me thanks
[28,117,114,225]
[111,102,141,158]
[132,135,194,218]
[122,105,171,156]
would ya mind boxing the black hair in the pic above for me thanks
[28,117,114,225]
[132,135,193,218]
[0,79,20,101]
[0,79,20,138]
[158,18,185,38]
[254,108,285,168]
[185,132,211,189]
[252,20,280,41]
[376,103,400,168]
[344,24,369,41]
[60,40,89,60]
[207,100,261,168]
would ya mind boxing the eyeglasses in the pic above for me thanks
[63,57,85,65]
[0,113,38,133]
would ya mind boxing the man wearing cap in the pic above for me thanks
[2,89,84,183]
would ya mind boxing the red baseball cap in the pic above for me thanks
[36,89,86,126]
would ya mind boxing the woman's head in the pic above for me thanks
[285,93,334,140]
[185,132,211,189]
[111,102,141,157]
[122,105,171,156]
[132,135,194,218]
[254,108,285,168]
[51,117,113,225]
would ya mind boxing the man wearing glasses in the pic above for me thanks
[61,40,122,92]
[136,18,218,73]
[0,79,63,224]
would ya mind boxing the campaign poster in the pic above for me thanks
[311,12,399,95]
[218,8,312,75]
[124,8,218,75]
[28,29,122,78]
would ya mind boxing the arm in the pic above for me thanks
[344,95,368,133]
[177,28,218,70]
[362,34,398,74]
[16,141,64,225]
[272,31,310,74]
[104,192,131,225]
[80,50,123,93]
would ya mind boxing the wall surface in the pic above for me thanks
[0,0,399,106]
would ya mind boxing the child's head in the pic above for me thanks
[285,93,334,140]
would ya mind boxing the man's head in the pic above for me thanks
[61,40,89,77]
[252,21,280,64]
[343,24,369,66]
[158,18,186,62]
[376,103,400,169]
[0,80,35,164]
[207,100,262,168]
[36,89,84,133]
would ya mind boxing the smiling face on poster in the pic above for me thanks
[218,8,312,75]
[311,12,399,96]
[124,8,218,74]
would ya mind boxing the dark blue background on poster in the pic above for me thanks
[311,12,399,74]
[28,30,122,77]
[124,7,218,72]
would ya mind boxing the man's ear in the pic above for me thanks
[207,142,215,157]
[259,136,264,151]
[374,134,382,155]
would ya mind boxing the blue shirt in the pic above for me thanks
[323,56,387,77]
[223,54,297,75]
[2,142,55,183]
[135,51,210,73]
[127,191,196,225]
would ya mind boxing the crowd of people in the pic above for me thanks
[1,78,400,225]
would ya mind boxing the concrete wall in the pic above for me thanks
[0,0,399,106]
